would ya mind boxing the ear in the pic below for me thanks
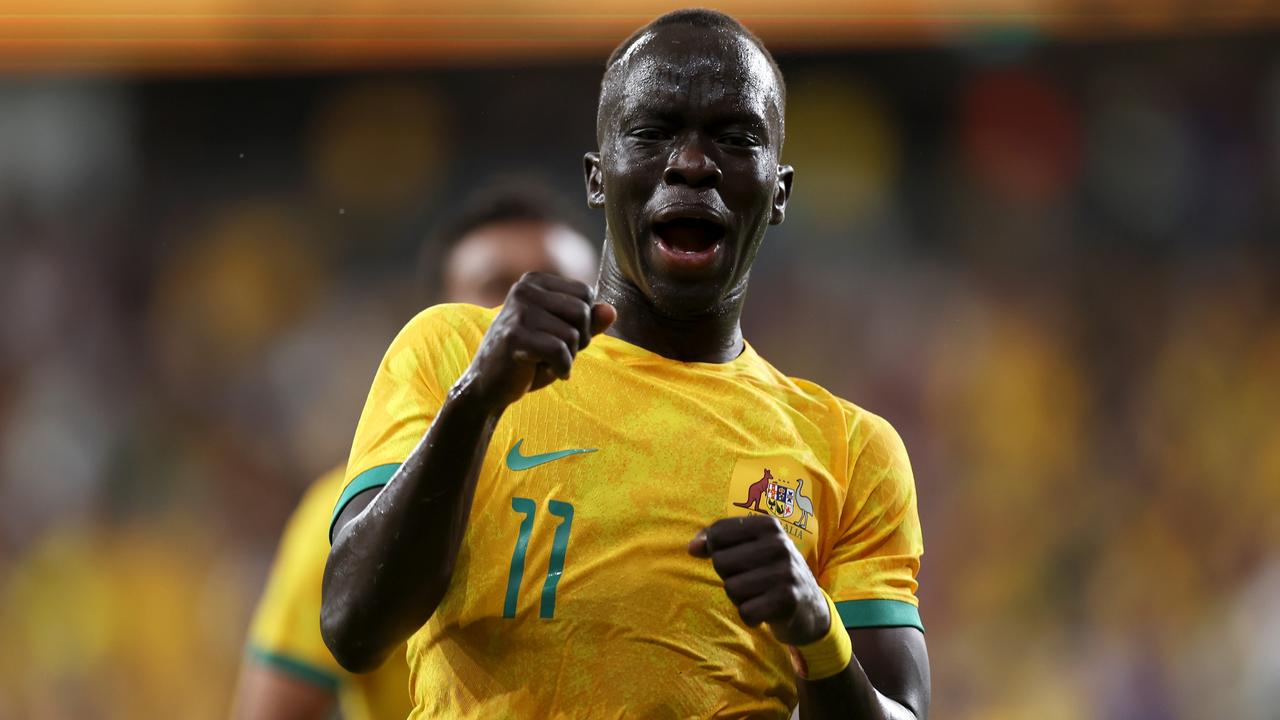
[584,152,606,209]
[769,164,794,225]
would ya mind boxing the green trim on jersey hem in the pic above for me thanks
[246,646,340,691]
[328,463,400,542]
[835,599,924,632]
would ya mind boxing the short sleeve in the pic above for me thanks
[330,304,493,539]
[819,407,924,631]
[247,469,348,688]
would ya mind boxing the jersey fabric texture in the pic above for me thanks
[248,468,412,720]
[334,303,924,719]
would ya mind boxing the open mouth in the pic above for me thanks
[653,218,726,254]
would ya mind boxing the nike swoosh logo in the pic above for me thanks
[505,439,597,471]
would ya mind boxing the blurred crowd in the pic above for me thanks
[1,30,1278,720]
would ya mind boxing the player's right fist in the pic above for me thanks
[461,272,615,413]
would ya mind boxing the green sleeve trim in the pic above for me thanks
[835,599,924,632]
[328,463,400,542]
[246,646,340,691]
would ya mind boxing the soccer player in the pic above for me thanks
[231,186,599,720]
[323,9,929,719]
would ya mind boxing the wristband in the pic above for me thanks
[788,589,853,681]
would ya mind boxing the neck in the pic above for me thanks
[595,243,746,364]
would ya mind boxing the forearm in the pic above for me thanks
[797,659,920,720]
[321,374,499,672]
[797,624,930,720]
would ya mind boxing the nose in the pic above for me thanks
[663,138,722,189]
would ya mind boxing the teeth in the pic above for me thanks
[655,218,721,253]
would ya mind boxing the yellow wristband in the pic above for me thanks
[788,589,853,681]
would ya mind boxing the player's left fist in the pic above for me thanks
[688,515,830,646]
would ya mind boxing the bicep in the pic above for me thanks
[330,487,381,544]
[848,626,930,720]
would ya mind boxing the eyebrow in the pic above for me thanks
[711,110,770,131]
[619,107,770,133]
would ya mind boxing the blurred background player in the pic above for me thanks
[230,181,599,720]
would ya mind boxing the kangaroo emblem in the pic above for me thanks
[733,468,773,511]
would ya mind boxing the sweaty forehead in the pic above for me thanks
[605,26,782,133]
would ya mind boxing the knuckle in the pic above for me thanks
[775,563,797,585]
[724,580,745,603]
[497,324,520,347]
[553,347,573,374]
[515,276,542,299]
[710,555,731,578]
[764,539,789,561]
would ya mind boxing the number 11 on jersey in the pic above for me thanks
[503,497,575,619]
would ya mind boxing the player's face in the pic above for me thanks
[444,220,598,307]
[587,26,792,316]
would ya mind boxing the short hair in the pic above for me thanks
[417,178,589,301]
[597,9,787,143]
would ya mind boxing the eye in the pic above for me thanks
[719,134,761,148]
[628,127,669,142]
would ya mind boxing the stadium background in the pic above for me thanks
[1,2,1278,718]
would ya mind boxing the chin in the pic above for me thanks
[642,273,736,319]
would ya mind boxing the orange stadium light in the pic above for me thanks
[0,0,1277,74]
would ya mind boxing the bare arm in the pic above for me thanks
[321,273,615,672]
[229,663,335,720]
[797,627,930,720]
[320,380,500,673]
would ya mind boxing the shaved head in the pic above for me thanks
[596,9,786,147]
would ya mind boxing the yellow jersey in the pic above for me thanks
[334,303,923,719]
[248,468,413,720]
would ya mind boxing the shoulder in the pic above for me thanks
[397,303,498,347]
[777,363,907,464]
[834,399,910,471]
[833,400,916,517]
[764,365,912,483]
[748,362,873,441]
[738,349,848,421]
[380,303,498,377]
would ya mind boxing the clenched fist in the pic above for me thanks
[463,272,616,413]
[688,515,831,647]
